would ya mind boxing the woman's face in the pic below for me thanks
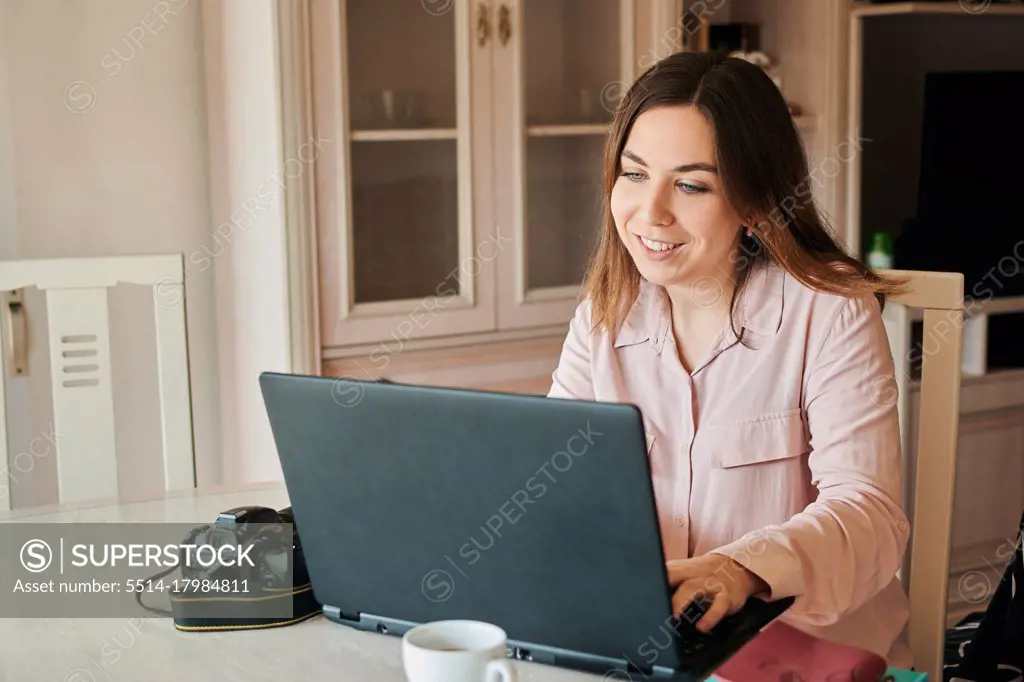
[610,104,745,290]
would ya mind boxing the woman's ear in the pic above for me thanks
[741,214,758,237]
[740,212,768,244]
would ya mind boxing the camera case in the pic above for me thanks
[169,505,321,631]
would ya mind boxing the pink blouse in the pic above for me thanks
[547,258,913,666]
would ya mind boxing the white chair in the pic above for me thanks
[0,254,195,510]
[881,269,965,678]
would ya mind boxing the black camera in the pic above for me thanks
[166,505,320,631]
[178,505,303,590]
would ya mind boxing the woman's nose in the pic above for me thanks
[638,186,672,227]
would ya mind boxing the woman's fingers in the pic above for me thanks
[665,558,705,586]
[671,575,746,633]
[667,556,756,634]
[694,590,731,632]
[671,578,713,620]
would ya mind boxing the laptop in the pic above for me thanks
[258,372,794,681]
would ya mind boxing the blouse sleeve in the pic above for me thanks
[547,301,596,401]
[709,294,911,626]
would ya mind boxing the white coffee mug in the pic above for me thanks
[402,620,517,682]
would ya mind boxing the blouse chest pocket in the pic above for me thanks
[702,408,809,469]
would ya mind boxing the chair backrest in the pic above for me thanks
[0,254,195,510]
[881,268,965,678]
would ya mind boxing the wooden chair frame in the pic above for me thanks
[881,268,965,678]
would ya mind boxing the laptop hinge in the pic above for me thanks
[322,605,361,624]
[623,657,655,677]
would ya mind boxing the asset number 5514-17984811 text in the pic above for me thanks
[126,578,251,593]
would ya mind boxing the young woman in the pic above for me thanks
[547,51,913,666]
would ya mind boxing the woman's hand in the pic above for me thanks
[666,554,769,632]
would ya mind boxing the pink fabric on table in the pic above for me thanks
[547,258,913,666]
[713,620,890,682]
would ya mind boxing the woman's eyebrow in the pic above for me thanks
[621,150,718,174]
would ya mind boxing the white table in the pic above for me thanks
[0,484,601,682]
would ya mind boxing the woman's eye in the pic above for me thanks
[677,182,705,194]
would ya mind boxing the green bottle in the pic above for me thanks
[867,231,893,270]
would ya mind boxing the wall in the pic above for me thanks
[201,0,292,485]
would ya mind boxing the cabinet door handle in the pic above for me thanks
[476,3,491,47]
[3,289,27,377]
[498,4,511,46]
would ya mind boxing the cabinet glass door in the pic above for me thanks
[312,0,496,348]
[494,0,632,329]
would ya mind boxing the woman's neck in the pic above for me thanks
[663,270,737,323]
[663,273,737,373]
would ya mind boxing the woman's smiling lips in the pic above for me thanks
[635,233,689,261]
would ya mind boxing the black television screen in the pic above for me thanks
[897,70,1024,300]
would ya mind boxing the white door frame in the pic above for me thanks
[276,0,321,377]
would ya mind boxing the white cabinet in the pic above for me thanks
[310,0,498,348]
[492,0,633,329]
[308,0,681,352]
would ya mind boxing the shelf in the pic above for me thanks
[851,1,1024,18]
[527,119,813,137]
[526,124,610,137]
[969,294,1024,316]
[350,128,458,142]
[902,294,1024,322]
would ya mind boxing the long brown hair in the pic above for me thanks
[581,50,906,338]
